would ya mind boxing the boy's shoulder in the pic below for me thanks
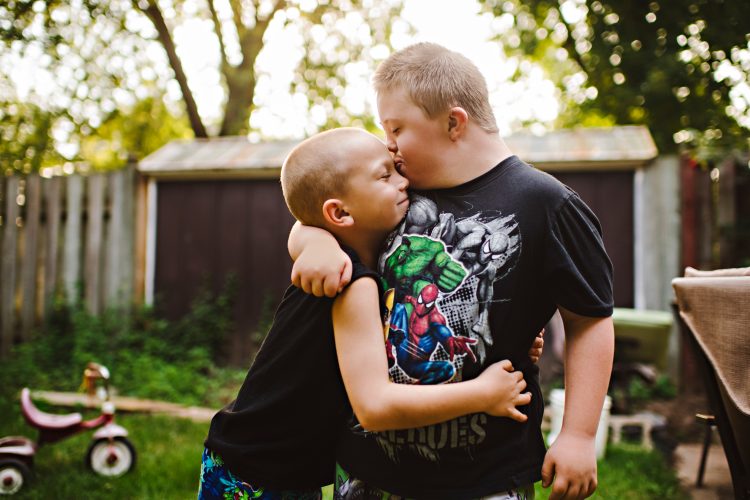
[469,155,575,210]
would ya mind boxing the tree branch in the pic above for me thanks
[135,0,208,137]
[229,0,243,34]
[207,0,229,72]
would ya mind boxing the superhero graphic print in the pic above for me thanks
[371,194,521,462]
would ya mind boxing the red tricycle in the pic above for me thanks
[0,363,136,495]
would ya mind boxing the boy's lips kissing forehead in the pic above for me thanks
[394,156,405,173]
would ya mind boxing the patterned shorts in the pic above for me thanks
[198,448,322,500]
[333,463,534,500]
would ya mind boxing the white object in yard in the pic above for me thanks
[547,388,612,460]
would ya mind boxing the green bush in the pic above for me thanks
[0,283,245,408]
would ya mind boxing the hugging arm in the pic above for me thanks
[288,221,352,297]
[332,277,531,431]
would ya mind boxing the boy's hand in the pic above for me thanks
[476,360,531,422]
[541,431,598,499]
[291,246,352,297]
[528,328,545,363]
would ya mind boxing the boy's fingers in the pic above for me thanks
[323,275,339,297]
[291,270,301,289]
[508,408,528,422]
[515,392,532,406]
[550,478,570,500]
[499,359,513,371]
[311,280,323,297]
[586,478,598,497]
[541,455,555,488]
[340,259,353,288]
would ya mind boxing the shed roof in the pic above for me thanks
[138,125,657,179]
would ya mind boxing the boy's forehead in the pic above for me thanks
[377,86,412,120]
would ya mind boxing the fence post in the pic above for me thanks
[85,174,105,315]
[1,176,20,357]
[20,174,42,340]
[104,169,125,309]
[43,176,62,314]
[64,175,83,305]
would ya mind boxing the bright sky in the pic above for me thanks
[3,0,594,156]
[172,0,563,140]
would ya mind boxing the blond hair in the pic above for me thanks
[373,42,498,134]
[280,128,365,226]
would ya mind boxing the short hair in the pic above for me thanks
[280,128,365,226]
[373,42,498,134]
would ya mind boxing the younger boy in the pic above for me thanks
[199,128,539,500]
[290,43,615,500]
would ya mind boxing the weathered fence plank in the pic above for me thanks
[121,165,135,307]
[20,175,42,339]
[105,168,129,309]
[0,167,142,359]
[84,174,105,314]
[1,176,20,357]
[63,175,83,304]
[43,176,62,314]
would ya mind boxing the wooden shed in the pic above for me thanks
[138,125,670,363]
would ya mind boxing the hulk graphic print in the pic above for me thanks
[382,235,476,384]
[373,194,521,462]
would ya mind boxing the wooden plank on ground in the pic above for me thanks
[30,390,216,422]
[84,174,105,314]
[43,176,62,313]
[1,176,20,357]
[63,175,83,304]
[20,174,41,339]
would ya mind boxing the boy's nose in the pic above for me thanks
[386,137,398,154]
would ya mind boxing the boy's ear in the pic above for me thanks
[447,107,469,141]
[322,199,354,227]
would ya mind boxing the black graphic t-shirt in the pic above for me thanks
[336,156,614,499]
[204,248,381,490]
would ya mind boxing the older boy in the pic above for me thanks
[290,43,615,500]
[199,128,537,500]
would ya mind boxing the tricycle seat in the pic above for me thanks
[20,388,82,429]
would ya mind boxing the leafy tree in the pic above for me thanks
[80,96,193,171]
[480,0,750,152]
[0,0,404,173]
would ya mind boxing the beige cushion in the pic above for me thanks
[684,266,750,277]
[672,275,750,416]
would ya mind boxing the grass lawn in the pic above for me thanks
[2,409,207,499]
[2,394,684,500]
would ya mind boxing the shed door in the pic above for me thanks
[155,179,296,363]
[552,171,634,308]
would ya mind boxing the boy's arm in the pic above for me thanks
[288,221,352,297]
[541,306,614,500]
[332,277,531,431]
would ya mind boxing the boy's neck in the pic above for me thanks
[437,129,513,187]
[331,229,387,270]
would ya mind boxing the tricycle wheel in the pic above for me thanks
[0,458,31,495]
[86,437,136,477]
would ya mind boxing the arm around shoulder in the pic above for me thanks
[288,221,352,297]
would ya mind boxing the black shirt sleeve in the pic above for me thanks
[543,192,614,317]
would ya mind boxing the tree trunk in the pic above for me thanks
[137,0,208,138]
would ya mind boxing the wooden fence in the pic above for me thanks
[0,166,136,358]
